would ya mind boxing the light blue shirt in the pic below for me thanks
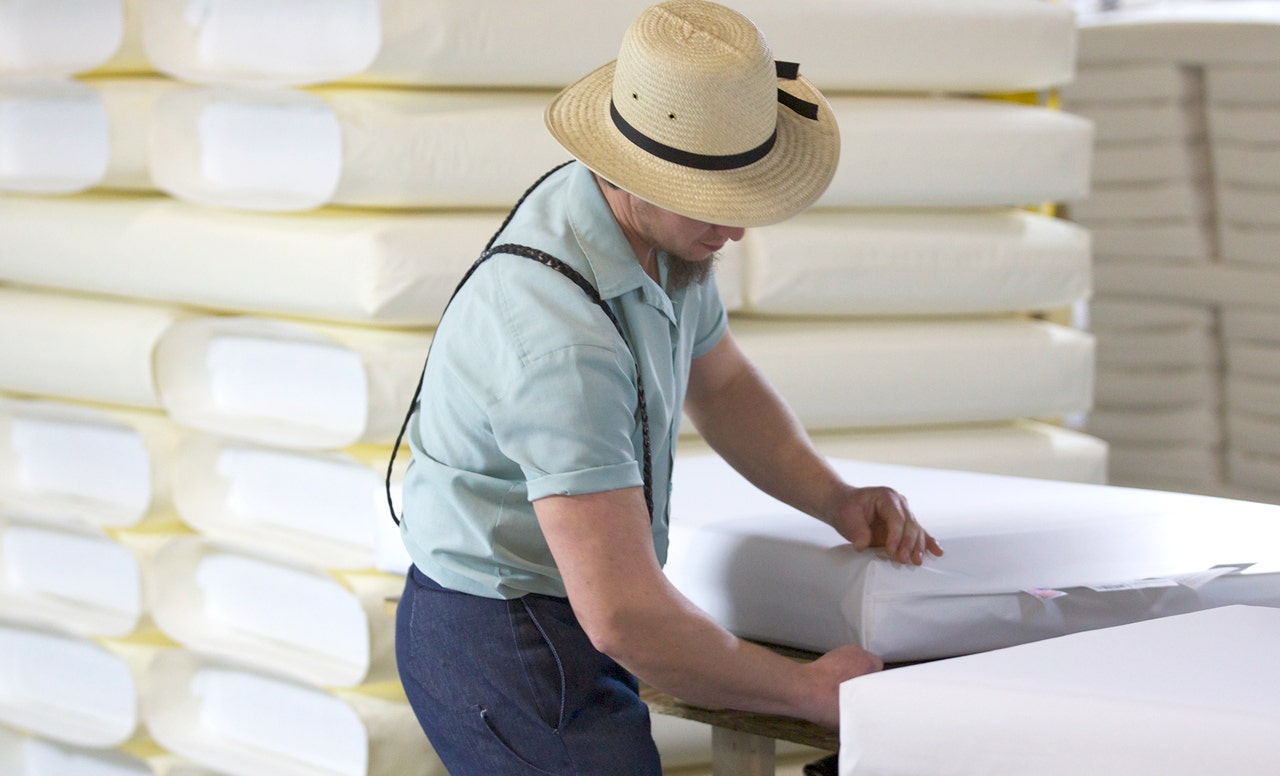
[400,162,728,599]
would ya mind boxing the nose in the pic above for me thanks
[715,225,746,242]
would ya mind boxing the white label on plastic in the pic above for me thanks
[1084,578,1179,593]
[1022,588,1068,601]
[1173,563,1254,590]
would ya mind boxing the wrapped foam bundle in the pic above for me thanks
[1077,1,1280,66]
[1222,309,1280,498]
[0,624,159,748]
[0,79,108,194]
[0,0,128,77]
[741,209,1091,316]
[142,650,445,776]
[731,316,1094,431]
[139,0,1077,92]
[170,435,390,570]
[0,398,178,528]
[665,455,1280,662]
[0,726,219,776]
[145,88,1093,212]
[0,287,188,410]
[153,316,428,449]
[0,514,173,638]
[149,537,399,688]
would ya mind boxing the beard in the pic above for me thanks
[664,251,719,291]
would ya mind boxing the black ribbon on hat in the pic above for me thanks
[610,60,821,171]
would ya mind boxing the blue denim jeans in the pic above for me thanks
[396,565,664,775]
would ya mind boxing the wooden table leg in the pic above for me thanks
[712,726,776,776]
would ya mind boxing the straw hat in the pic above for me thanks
[545,0,839,228]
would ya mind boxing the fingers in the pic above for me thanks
[868,488,942,566]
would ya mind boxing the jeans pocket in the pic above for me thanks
[469,704,569,776]
[508,597,568,732]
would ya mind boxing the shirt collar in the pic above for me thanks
[565,163,654,302]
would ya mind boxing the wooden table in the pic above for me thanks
[641,643,838,776]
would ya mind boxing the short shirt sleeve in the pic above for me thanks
[488,337,644,502]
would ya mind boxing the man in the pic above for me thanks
[394,1,943,773]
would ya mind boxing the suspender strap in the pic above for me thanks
[386,165,655,527]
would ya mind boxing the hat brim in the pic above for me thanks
[545,60,840,228]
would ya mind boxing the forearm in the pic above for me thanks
[686,356,849,525]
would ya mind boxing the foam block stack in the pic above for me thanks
[1064,1,1280,503]
[1,1,1099,772]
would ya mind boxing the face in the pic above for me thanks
[629,197,746,265]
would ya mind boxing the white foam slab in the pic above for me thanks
[143,650,444,776]
[1089,219,1213,261]
[149,537,398,687]
[1087,405,1222,445]
[1094,325,1219,369]
[141,0,1075,91]
[0,287,187,410]
[155,316,427,449]
[1215,145,1280,189]
[1106,440,1224,488]
[0,398,177,527]
[1207,65,1280,104]
[0,625,156,748]
[729,317,1094,430]
[1068,180,1212,223]
[0,726,219,776]
[839,606,1280,776]
[741,209,1089,316]
[171,435,386,570]
[1227,374,1280,418]
[1094,366,1221,409]
[1208,104,1280,145]
[1227,448,1280,493]
[1222,307,1280,343]
[1217,184,1280,227]
[1078,1,1280,65]
[0,193,507,326]
[667,455,1280,663]
[1095,261,1280,309]
[1228,409,1280,456]
[149,86,568,211]
[680,421,1108,485]
[0,516,168,638]
[1062,63,1201,104]
[818,97,1092,209]
[1090,138,1211,185]
[1220,222,1280,267]
[1070,100,1205,144]
[0,1,125,76]
[1227,341,1280,379]
[0,79,108,194]
[1088,295,1216,330]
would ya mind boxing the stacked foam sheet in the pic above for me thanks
[1063,2,1280,501]
[1,1,1100,772]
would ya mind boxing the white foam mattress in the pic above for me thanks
[729,317,1094,430]
[741,210,1090,316]
[147,89,1092,212]
[154,316,429,449]
[0,726,216,776]
[1089,220,1214,262]
[0,287,187,410]
[664,455,1280,662]
[0,516,163,639]
[1217,184,1280,227]
[1215,144,1280,190]
[1089,138,1211,186]
[149,536,399,688]
[1227,341,1280,379]
[679,421,1108,486]
[1086,405,1222,445]
[0,194,508,326]
[1094,326,1219,369]
[142,650,443,776]
[839,606,1280,776]
[1068,180,1212,223]
[1078,1,1280,65]
[140,0,1076,92]
[0,623,155,748]
[1222,307,1280,343]
[1094,366,1221,409]
[1070,100,1205,144]
[1106,441,1224,488]
[1061,63,1201,104]
[1228,409,1280,456]
[1208,104,1280,145]
[0,398,177,527]
[1094,261,1280,309]
[1228,448,1280,495]
[1089,296,1216,330]
[1228,374,1280,419]
[1220,221,1280,267]
[1207,64,1280,104]
[0,0,128,77]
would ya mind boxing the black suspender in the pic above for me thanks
[386,164,654,527]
